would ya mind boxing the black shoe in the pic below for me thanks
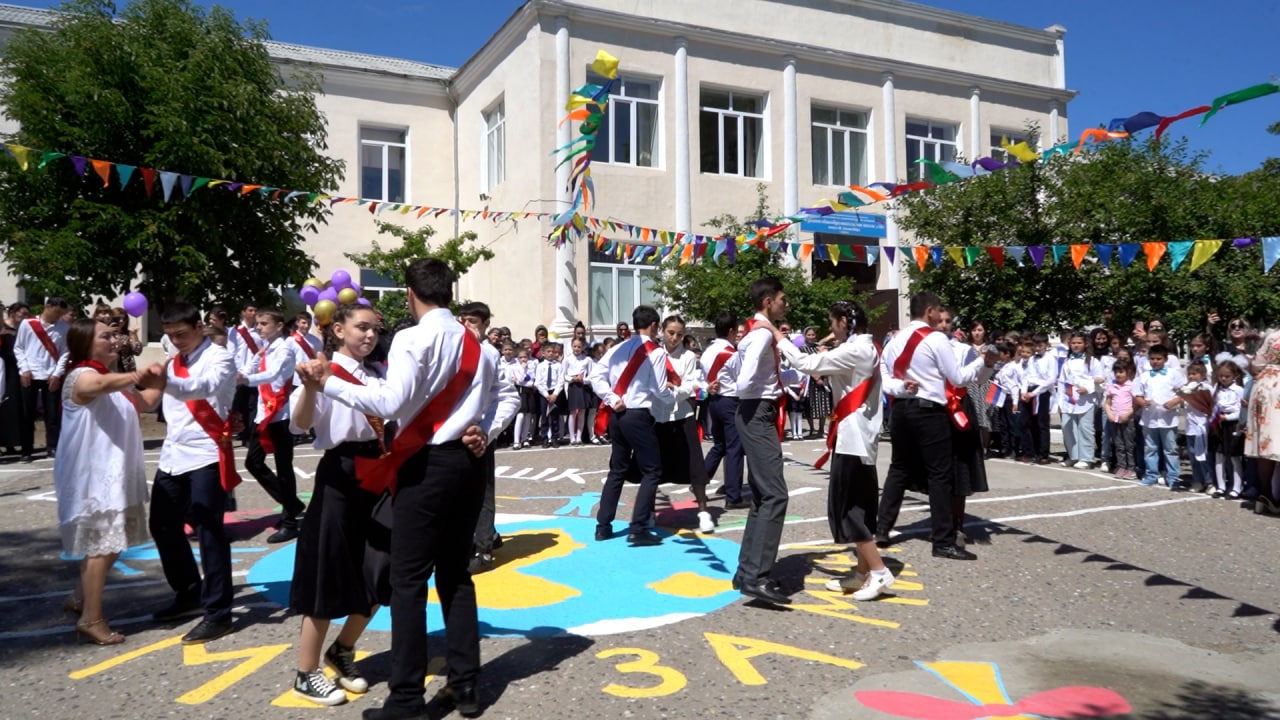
[324,640,368,693]
[224,492,237,513]
[20,454,33,464]
[627,530,663,546]
[492,534,503,549]
[362,705,429,720]
[740,581,791,605]
[293,668,346,706]
[468,552,494,575]
[181,617,234,644]
[594,526,613,541]
[932,545,977,561]
[267,518,300,544]
[731,574,743,590]
[725,500,750,510]
[152,595,203,622]
[437,682,481,718]
[46,447,56,459]
[874,533,892,548]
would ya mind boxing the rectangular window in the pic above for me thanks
[588,247,661,326]
[811,106,868,186]
[990,130,1028,163]
[699,89,764,177]
[903,120,956,182]
[590,74,660,168]
[484,102,505,192]
[360,126,407,203]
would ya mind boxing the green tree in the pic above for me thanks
[344,220,494,327]
[649,184,866,330]
[0,0,342,309]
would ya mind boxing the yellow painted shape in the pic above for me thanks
[69,634,184,679]
[704,632,864,686]
[647,571,734,599]
[597,648,688,698]
[890,579,924,592]
[920,661,1012,706]
[881,597,929,606]
[792,590,900,628]
[814,552,856,567]
[899,570,919,577]
[271,650,373,707]
[793,544,849,551]
[427,528,584,610]
[177,642,291,704]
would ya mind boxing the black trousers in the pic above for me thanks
[703,395,745,503]
[540,395,564,442]
[245,420,305,519]
[597,408,663,534]
[149,463,233,622]
[1019,396,1051,459]
[232,386,257,440]
[20,378,60,454]
[386,441,485,711]
[878,398,957,550]
[473,444,499,554]
[735,398,789,585]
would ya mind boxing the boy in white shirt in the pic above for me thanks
[1133,345,1185,488]
[1018,334,1055,464]
[536,342,565,448]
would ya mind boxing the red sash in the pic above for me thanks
[892,326,969,430]
[706,345,736,392]
[172,353,242,492]
[891,327,932,381]
[329,362,388,456]
[358,330,482,495]
[255,348,294,453]
[593,339,658,437]
[814,344,881,470]
[745,320,786,441]
[28,318,59,362]
[236,326,259,354]
[293,333,316,360]
[72,359,111,374]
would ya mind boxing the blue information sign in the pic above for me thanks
[799,212,887,238]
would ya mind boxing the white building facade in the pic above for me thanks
[0,0,1072,338]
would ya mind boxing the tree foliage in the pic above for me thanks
[649,184,871,330]
[893,134,1280,339]
[0,0,343,308]
[344,220,494,327]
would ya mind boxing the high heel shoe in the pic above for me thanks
[75,619,125,646]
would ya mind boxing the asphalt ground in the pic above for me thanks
[1,425,1278,719]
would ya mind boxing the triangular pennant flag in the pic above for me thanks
[159,171,179,202]
[913,246,929,271]
[883,246,896,266]
[929,246,944,268]
[964,246,982,267]
[6,144,32,171]
[798,243,814,262]
[90,159,112,187]
[866,246,879,265]
[116,164,135,189]
[38,151,64,169]
[789,243,801,260]
[1050,245,1069,265]
[985,246,1005,269]
[1070,243,1090,269]
[825,244,841,266]
[814,244,828,264]
[1264,237,1280,273]
[191,177,211,193]
[70,155,87,177]
[589,49,620,80]
[140,168,156,197]
[680,243,694,265]
[1142,241,1167,271]
[179,175,194,198]
[1118,243,1141,269]
[1189,240,1223,272]
[1167,240,1193,271]
[1095,244,1114,269]
[712,239,726,262]
[1006,246,1026,266]
[1028,246,1045,268]
[945,246,965,267]
[851,245,867,264]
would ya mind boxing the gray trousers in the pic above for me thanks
[735,398,789,585]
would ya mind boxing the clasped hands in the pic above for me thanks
[135,362,168,390]
[296,353,333,391]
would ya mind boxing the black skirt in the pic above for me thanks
[518,385,540,413]
[828,454,879,543]
[567,381,591,411]
[289,443,381,619]
[656,416,709,485]
[952,395,989,496]
[1210,419,1245,457]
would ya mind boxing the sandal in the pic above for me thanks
[75,618,125,646]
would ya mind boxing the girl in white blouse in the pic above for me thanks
[652,315,716,534]
[564,337,595,446]
[287,305,387,706]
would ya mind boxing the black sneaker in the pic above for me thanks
[293,668,346,706]
[467,552,494,575]
[324,641,368,693]
[152,595,203,622]
[267,517,300,544]
[181,617,234,644]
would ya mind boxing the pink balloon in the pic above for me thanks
[123,291,148,318]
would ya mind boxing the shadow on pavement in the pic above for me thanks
[1135,679,1280,719]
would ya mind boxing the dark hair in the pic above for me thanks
[160,302,201,328]
[295,312,313,323]
[405,257,454,307]
[242,302,257,311]
[1031,332,1049,345]
[458,301,491,323]
[829,300,868,335]
[1069,330,1086,342]
[7,302,29,316]
[501,341,516,352]
[206,305,229,324]
[256,307,285,325]
[714,311,738,339]
[44,296,69,309]
[1186,362,1208,378]
[632,305,660,332]
[66,317,100,367]
[205,325,228,339]
[1188,331,1217,360]
[996,341,1016,357]
[1147,344,1169,359]
[322,303,378,354]
[1112,359,1134,375]
[749,277,784,310]
[1216,359,1244,383]
[662,314,686,329]
[908,291,941,319]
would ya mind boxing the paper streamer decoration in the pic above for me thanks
[548,49,619,248]
[1202,81,1280,125]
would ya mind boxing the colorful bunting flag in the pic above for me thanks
[1189,239,1222,271]
[1028,246,1045,269]
[945,246,965,267]
[1118,243,1141,269]
[1095,244,1115,269]
[1006,246,1026,267]
[1264,237,1280,273]
[1167,240,1193,271]
[985,246,1005,269]
[90,159,112,187]
[929,246,944,268]
[1143,242,1167,271]
[913,246,929,271]
[1050,245,1069,265]
[1070,243,1090,269]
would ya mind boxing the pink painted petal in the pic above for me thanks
[854,690,988,720]
[1016,687,1133,717]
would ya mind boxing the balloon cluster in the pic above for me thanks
[298,269,370,325]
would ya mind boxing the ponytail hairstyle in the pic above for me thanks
[828,300,868,336]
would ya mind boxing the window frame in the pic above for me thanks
[811,105,870,187]
[989,129,1028,163]
[483,100,506,193]
[358,125,409,203]
[590,73,662,169]
[699,88,766,178]
[903,119,957,182]
[588,249,662,328]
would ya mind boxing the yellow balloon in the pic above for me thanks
[313,299,337,324]
[337,288,359,305]
[302,277,323,290]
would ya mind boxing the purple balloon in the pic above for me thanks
[357,297,372,306]
[350,282,362,296]
[299,286,320,306]
[318,287,339,304]
[331,269,353,290]
[122,291,148,318]
[791,334,805,348]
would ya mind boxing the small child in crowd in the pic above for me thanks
[1211,361,1246,499]
[1104,360,1137,479]
[1134,345,1185,489]
[1180,363,1212,492]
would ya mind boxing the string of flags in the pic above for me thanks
[548,49,618,248]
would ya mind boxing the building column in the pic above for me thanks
[881,72,901,293]
[969,87,981,159]
[1048,100,1060,146]
[552,16,576,334]
[780,54,799,267]
[674,37,691,235]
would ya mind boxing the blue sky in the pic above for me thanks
[21,0,1280,174]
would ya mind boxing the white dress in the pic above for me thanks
[53,367,149,557]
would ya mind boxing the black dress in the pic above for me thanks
[952,395,989,496]
[828,453,879,543]
[0,327,22,450]
[656,415,709,485]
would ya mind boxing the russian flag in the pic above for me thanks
[985,384,1008,407]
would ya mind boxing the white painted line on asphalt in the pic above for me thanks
[715,516,827,534]
[0,580,166,603]
[898,484,1137,513]
[789,487,820,497]
[294,466,314,479]
[983,495,1207,523]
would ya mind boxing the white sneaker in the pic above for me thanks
[697,511,715,534]
[824,572,867,594]
[852,571,896,601]
[1074,461,1091,469]
[1100,462,1111,473]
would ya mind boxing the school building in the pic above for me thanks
[0,0,1072,339]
